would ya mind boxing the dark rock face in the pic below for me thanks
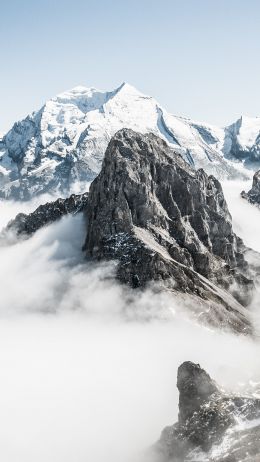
[155,362,260,461]
[177,362,219,425]
[85,129,253,333]
[3,193,88,237]
[241,170,260,206]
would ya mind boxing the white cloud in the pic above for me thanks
[0,179,259,462]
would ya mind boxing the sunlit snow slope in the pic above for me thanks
[0,82,256,199]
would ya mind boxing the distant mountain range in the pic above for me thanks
[0,82,260,199]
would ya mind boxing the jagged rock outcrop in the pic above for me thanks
[3,128,256,332]
[85,129,253,333]
[2,193,88,238]
[241,170,260,206]
[154,362,260,462]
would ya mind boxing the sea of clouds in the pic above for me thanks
[0,180,259,462]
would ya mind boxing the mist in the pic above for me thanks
[222,179,260,253]
[0,179,259,462]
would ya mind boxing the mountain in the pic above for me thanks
[3,129,258,333]
[154,361,260,461]
[241,169,260,206]
[2,192,88,239]
[226,115,260,166]
[84,129,255,333]
[0,82,253,200]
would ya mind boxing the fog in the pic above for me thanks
[0,179,259,462]
[222,179,260,253]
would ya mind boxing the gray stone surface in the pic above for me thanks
[242,170,260,206]
[84,129,254,332]
[154,362,260,462]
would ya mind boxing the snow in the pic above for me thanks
[205,416,260,461]
[0,82,257,199]
[0,165,9,176]
[236,115,260,149]
[27,158,59,177]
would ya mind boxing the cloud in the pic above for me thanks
[0,179,259,462]
[222,179,260,253]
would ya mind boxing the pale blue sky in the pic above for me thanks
[1,0,260,132]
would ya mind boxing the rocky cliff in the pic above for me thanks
[241,170,260,206]
[0,83,249,200]
[154,361,260,461]
[3,129,256,333]
[3,192,88,238]
[84,129,253,333]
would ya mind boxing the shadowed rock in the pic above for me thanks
[2,192,88,238]
[84,129,254,333]
[155,362,260,461]
[3,129,258,333]
[177,361,218,424]
[241,170,260,206]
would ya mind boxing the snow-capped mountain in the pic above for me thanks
[225,115,260,164]
[0,82,257,200]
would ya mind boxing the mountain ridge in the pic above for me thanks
[84,128,255,333]
[0,82,258,200]
[155,361,260,461]
[2,128,257,333]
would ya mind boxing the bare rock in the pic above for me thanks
[3,192,88,238]
[241,170,260,206]
[84,129,254,333]
[155,362,260,461]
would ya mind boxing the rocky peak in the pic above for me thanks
[0,83,250,200]
[155,362,260,461]
[241,170,260,206]
[253,169,260,190]
[85,129,253,332]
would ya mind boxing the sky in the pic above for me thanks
[1,0,260,132]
